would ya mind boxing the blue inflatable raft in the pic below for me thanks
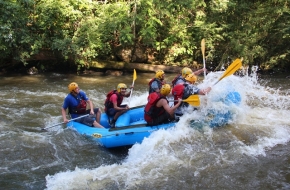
[67,91,241,148]
[67,106,176,148]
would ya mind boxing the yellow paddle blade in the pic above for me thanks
[215,58,242,85]
[183,95,200,107]
[129,69,137,106]
[201,39,205,57]
[133,69,137,81]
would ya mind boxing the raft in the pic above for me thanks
[67,91,241,148]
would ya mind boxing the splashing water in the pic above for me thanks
[44,71,290,190]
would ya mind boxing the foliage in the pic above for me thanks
[0,0,34,64]
[0,0,289,72]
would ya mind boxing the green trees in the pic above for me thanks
[0,0,289,73]
[204,0,290,72]
[0,0,32,64]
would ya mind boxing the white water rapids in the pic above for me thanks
[0,70,290,189]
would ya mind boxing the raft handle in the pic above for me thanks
[125,132,134,135]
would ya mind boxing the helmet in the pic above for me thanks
[185,74,197,84]
[160,84,171,96]
[181,67,193,78]
[155,70,165,80]
[117,83,127,92]
[68,82,79,92]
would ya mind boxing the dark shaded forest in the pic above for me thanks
[1,0,289,74]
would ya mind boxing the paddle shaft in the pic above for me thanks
[201,39,206,78]
[128,80,135,104]
[128,69,137,106]
[169,94,200,107]
[42,114,89,130]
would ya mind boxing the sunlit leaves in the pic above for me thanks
[0,0,289,72]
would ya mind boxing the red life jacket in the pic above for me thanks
[144,92,167,122]
[76,100,87,114]
[172,84,185,105]
[104,90,123,112]
[69,94,87,114]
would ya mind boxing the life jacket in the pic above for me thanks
[144,92,167,122]
[148,78,164,94]
[171,74,186,87]
[104,90,123,112]
[172,83,191,105]
[69,93,87,114]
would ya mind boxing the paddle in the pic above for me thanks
[128,69,137,106]
[41,114,89,131]
[170,94,200,107]
[213,58,242,85]
[201,39,206,78]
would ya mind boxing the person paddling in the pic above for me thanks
[172,67,207,87]
[172,73,211,116]
[104,83,132,128]
[144,84,182,126]
[148,70,166,94]
[61,82,104,128]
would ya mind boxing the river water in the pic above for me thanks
[0,70,290,190]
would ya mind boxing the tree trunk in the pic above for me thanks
[90,60,182,73]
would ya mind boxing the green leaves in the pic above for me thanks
[0,0,289,72]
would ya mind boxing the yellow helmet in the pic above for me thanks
[155,70,165,80]
[181,67,193,78]
[160,84,171,96]
[117,83,127,92]
[185,74,197,84]
[68,82,79,92]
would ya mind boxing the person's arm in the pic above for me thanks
[79,91,94,114]
[125,87,133,97]
[111,94,129,110]
[61,107,69,123]
[86,99,95,114]
[198,87,211,95]
[113,101,129,110]
[194,68,207,76]
[61,97,70,123]
[158,98,182,117]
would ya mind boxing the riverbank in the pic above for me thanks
[1,58,289,77]
[0,59,188,76]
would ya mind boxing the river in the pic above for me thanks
[0,69,290,190]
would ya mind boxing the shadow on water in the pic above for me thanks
[104,145,133,159]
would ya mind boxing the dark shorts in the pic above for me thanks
[147,111,173,126]
[75,108,99,127]
[106,105,127,116]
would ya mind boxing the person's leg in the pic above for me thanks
[80,109,104,128]
[78,116,96,127]
[93,108,101,123]
[92,108,104,128]
[93,120,104,128]
[107,108,117,128]
[109,105,128,127]
[149,111,172,126]
[113,110,126,121]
